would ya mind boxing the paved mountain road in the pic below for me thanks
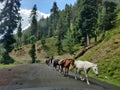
[0,64,120,90]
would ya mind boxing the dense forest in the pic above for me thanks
[0,0,120,64]
[20,0,119,55]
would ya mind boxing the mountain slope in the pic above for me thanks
[76,13,120,87]
[20,9,50,30]
[0,3,49,30]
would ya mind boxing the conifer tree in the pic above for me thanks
[29,36,36,63]
[30,4,38,39]
[79,0,98,46]
[50,2,59,36]
[0,0,21,64]
[102,1,117,30]
[17,17,22,46]
[56,16,63,55]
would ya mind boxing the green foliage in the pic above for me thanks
[0,51,14,64]
[77,21,120,86]
[78,0,99,46]
[45,37,57,56]
[0,0,21,64]
[41,38,46,47]
[0,64,17,69]
[50,1,59,35]
[56,38,63,55]
[17,18,22,46]
[63,23,75,54]
[29,44,36,63]
[22,29,30,45]
[30,4,38,39]
[101,1,117,30]
[28,36,36,63]
[29,36,36,44]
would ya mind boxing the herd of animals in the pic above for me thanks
[45,57,99,85]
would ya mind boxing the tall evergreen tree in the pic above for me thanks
[17,17,22,46]
[50,2,59,36]
[64,4,72,31]
[0,0,21,64]
[30,4,38,39]
[79,0,98,46]
[56,16,63,55]
[29,36,36,63]
[71,0,83,44]
[102,1,117,30]
[64,23,75,54]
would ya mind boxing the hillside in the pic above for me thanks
[76,13,120,86]
[10,37,73,64]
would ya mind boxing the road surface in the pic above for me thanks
[0,64,120,90]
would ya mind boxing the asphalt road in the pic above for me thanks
[0,64,120,90]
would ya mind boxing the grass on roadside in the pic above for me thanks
[0,64,19,69]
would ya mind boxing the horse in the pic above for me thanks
[74,60,99,85]
[52,59,60,70]
[45,57,53,65]
[59,59,75,76]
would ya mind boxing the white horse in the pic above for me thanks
[74,60,98,85]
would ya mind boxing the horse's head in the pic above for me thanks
[92,64,99,76]
[69,59,75,67]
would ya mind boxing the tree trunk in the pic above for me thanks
[95,35,97,42]
[86,33,90,46]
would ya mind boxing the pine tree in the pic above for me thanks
[102,1,117,30]
[79,0,98,46]
[56,16,63,55]
[17,17,22,46]
[50,2,59,36]
[30,4,38,39]
[64,23,75,54]
[29,44,36,63]
[64,4,72,31]
[0,0,21,64]
[29,36,36,63]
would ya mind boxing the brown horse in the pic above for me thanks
[59,59,75,76]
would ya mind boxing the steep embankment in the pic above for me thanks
[77,13,120,87]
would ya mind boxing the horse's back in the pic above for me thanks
[75,60,95,70]
[75,61,90,69]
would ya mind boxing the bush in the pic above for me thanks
[0,53,14,64]
[29,44,36,63]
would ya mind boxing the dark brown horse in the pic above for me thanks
[45,57,53,65]
[53,59,60,70]
[59,59,75,76]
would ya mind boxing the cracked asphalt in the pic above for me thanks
[0,64,120,90]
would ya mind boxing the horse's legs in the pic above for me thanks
[63,68,66,75]
[78,70,84,81]
[84,70,90,85]
[66,68,69,76]
[65,68,67,76]
[64,68,68,76]
[75,68,77,80]
[57,65,60,71]
[59,65,63,73]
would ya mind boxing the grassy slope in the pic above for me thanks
[76,13,120,87]
[0,64,18,69]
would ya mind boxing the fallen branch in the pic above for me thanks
[74,39,103,59]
